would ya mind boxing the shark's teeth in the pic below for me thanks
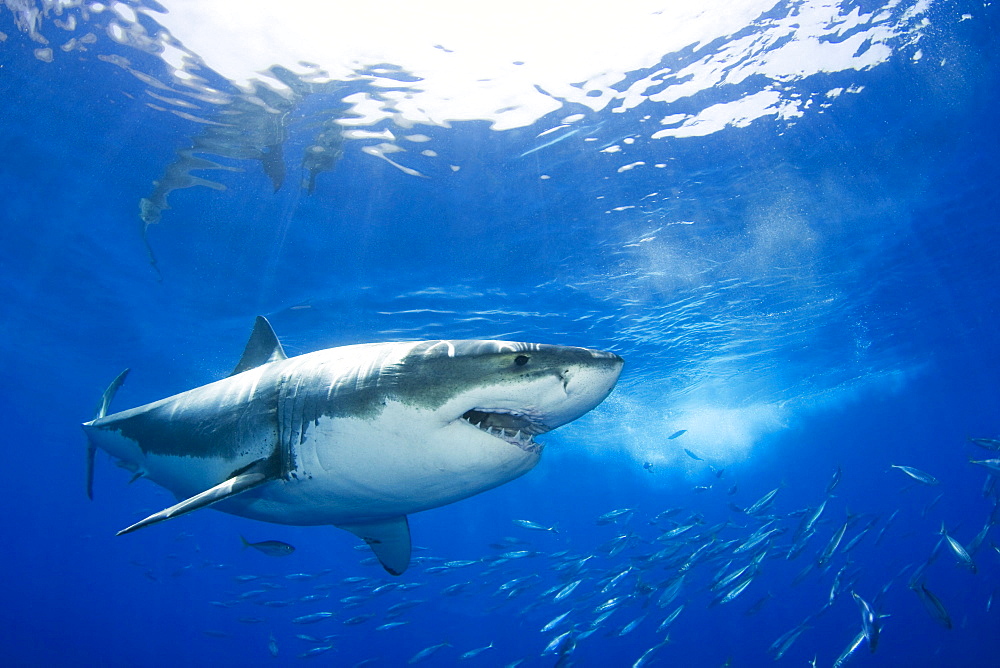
[461,410,545,454]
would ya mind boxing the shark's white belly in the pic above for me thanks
[221,401,540,525]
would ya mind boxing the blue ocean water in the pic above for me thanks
[2,1,999,666]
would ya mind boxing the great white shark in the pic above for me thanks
[83,317,623,575]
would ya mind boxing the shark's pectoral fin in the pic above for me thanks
[117,468,270,536]
[337,516,412,576]
[87,368,131,500]
[230,316,287,376]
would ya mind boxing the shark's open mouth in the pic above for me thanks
[461,409,548,454]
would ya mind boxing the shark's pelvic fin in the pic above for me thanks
[87,368,131,500]
[230,316,288,376]
[116,467,270,536]
[337,516,412,576]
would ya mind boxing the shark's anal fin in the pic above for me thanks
[116,470,269,536]
[230,316,287,376]
[337,516,412,576]
[87,368,131,500]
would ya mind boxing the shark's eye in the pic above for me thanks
[514,355,530,366]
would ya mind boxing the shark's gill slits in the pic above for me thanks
[461,409,546,453]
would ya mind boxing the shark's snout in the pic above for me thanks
[545,350,623,429]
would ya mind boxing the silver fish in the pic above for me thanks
[541,630,575,656]
[744,592,772,616]
[656,575,685,608]
[596,508,634,525]
[786,531,815,561]
[297,645,335,659]
[826,466,842,494]
[842,517,879,553]
[618,614,646,636]
[658,523,697,540]
[968,437,1000,450]
[832,631,866,668]
[632,640,669,668]
[798,497,829,539]
[745,488,780,515]
[541,610,572,632]
[818,521,849,568]
[342,613,375,626]
[387,600,424,613]
[554,580,582,602]
[911,581,952,629]
[497,574,539,591]
[678,540,714,572]
[851,591,879,652]
[656,604,684,633]
[970,458,1000,473]
[769,623,808,660]
[512,519,558,533]
[874,509,900,546]
[442,582,472,596]
[376,622,410,631]
[714,575,753,605]
[601,566,633,593]
[608,534,633,558]
[922,492,945,517]
[966,522,992,556]
[459,642,494,660]
[594,595,632,613]
[890,464,939,485]
[713,562,755,592]
[940,523,977,573]
[408,642,451,664]
[292,612,334,624]
[733,527,783,554]
[339,595,368,605]
[240,536,295,556]
[829,565,850,605]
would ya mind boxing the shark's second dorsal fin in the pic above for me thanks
[337,516,412,576]
[230,316,287,376]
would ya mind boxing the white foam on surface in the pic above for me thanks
[127,0,933,137]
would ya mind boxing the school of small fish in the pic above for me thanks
[129,434,1000,666]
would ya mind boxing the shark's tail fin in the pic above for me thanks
[87,369,130,500]
[94,369,130,420]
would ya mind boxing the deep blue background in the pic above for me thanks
[2,2,999,666]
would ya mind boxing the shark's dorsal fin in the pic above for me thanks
[116,465,271,536]
[230,316,287,376]
[337,516,412,576]
[87,368,131,500]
